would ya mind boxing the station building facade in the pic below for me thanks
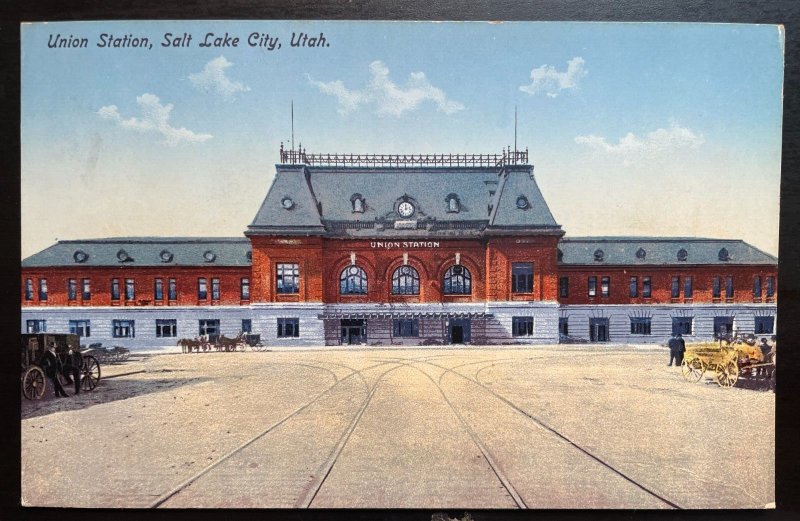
[21,148,778,349]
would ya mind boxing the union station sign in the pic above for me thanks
[370,241,441,249]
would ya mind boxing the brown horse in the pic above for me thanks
[217,331,246,352]
[177,337,203,353]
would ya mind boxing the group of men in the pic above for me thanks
[41,342,81,398]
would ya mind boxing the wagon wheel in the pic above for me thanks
[80,355,101,391]
[22,366,46,400]
[716,360,739,388]
[681,357,706,383]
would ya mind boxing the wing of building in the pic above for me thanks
[21,148,778,348]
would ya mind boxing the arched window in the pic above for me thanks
[340,265,368,294]
[443,265,471,294]
[392,265,420,295]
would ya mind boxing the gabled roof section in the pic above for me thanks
[489,165,561,231]
[247,165,326,235]
[558,237,778,266]
[22,237,251,268]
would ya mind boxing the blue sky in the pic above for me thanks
[21,21,784,257]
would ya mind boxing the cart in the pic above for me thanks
[680,334,775,389]
[21,333,101,400]
[244,333,267,351]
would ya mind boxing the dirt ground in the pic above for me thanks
[20,346,774,509]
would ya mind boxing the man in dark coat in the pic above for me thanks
[676,333,686,366]
[667,334,681,366]
[41,343,68,398]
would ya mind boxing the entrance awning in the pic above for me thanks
[318,311,493,320]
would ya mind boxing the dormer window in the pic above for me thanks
[281,197,294,210]
[516,195,529,209]
[594,249,604,262]
[636,248,646,260]
[445,193,460,213]
[677,248,688,262]
[351,193,365,213]
[718,248,730,261]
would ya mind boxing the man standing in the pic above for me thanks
[667,334,680,366]
[41,342,68,398]
[676,333,686,366]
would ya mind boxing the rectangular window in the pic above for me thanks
[24,278,34,301]
[588,276,597,297]
[754,316,774,335]
[154,278,164,301]
[156,319,177,338]
[82,279,91,300]
[601,276,610,297]
[26,319,47,333]
[712,276,721,299]
[511,263,534,293]
[725,276,734,299]
[211,278,220,300]
[753,276,762,298]
[713,316,734,338]
[671,276,680,298]
[559,277,569,298]
[559,317,569,336]
[241,319,252,333]
[277,317,300,338]
[125,278,135,301]
[39,279,48,301]
[671,317,693,335]
[240,278,250,300]
[67,279,77,301]
[111,278,120,300]
[69,319,91,337]
[276,263,300,294]
[198,278,208,300]
[392,319,419,337]
[643,276,651,298]
[112,319,135,338]
[630,317,652,335]
[199,319,220,337]
[684,277,693,299]
[168,278,177,300]
[512,316,534,337]
[766,276,775,298]
[629,277,638,298]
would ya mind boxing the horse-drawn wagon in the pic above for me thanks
[680,333,775,389]
[21,333,101,400]
[178,331,259,353]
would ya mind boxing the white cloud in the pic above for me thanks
[188,56,250,100]
[97,93,213,146]
[307,60,464,117]
[575,123,705,160]
[519,57,587,97]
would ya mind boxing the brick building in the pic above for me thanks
[21,147,778,348]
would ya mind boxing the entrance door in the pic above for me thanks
[589,318,609,342]
[449,319,471,344]
[341,319,366,345]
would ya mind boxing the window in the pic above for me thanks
[39,279,48,301]
[559,317,569,336]
[67,279,77,301]
[766,276,775,298]
[393,319,419,337]
[154,278,164,301]
[392,265,420,295]
[199,319,220,336]
[753,276,762,298]
[277,318,300,338]
[156,319,177,338]
[601,276,610,297]
[112,319,135,338]
[512,316,534,337]
[69,319,90,337]
[351,194,365,213]
[111,278,120,300]
[443,265,471,295]
[559,277,569,298]
[198,278,208,300]
[672,317,693,335]
[24,278,33,301]
[629,277,638,298]
[684,277,693,299]
[712,277,721,299]
[754,316,774,335]
[511,262,533,293]
[168,278,177,300]
[241,319,252,333]
[211,278,220,300]
[713,316,734,338]
[26,319,46,333]
[725,276,734,299]
[643,276,651,298]
[630,317,652,335]
[125,279,135,301]
[82,279,91,300]
[276,263,300,294]
[446,194,460,213]
[240,278,250,300]
[671,276,680,298]
[340,266,368,295]
[588,276,597,297]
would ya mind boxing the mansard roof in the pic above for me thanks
[22,237,251,268]
[558,237,777,266]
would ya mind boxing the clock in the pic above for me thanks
[397,201,415,218]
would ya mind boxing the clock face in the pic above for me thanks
[397,201,415,218]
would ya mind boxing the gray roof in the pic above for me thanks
[558,237,777,266]
[247,164,562,237]
[22,238,251,268]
